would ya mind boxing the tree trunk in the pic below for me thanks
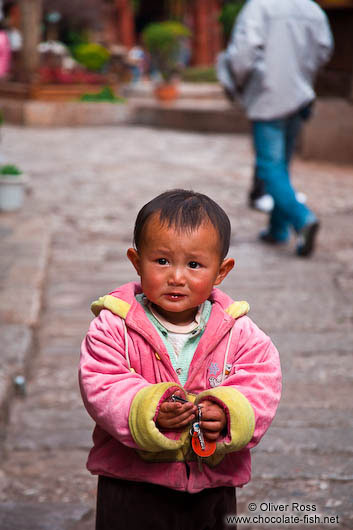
[18,0,43,83]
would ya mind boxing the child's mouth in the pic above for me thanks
[165,293,185,300]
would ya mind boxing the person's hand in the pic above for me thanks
[199,400,226,442]
[156,392,197,431]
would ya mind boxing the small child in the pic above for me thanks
[79,189,282,530]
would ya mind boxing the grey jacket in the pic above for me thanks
[226,0,333,120]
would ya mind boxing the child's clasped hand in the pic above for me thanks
[157,393,226,442]
[198,400,226,441]
[157,392,197,430]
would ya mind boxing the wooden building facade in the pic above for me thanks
[105,0,353,97]
[3,0,353,98]
[101,0,224,67]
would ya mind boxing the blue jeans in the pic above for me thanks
[253,112,315,241]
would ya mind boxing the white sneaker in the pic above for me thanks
[296,191,307,204]
[251,191,307,213]
[252,194,274,213]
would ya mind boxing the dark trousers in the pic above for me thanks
[249,171,266,201]
[96,475,237,530]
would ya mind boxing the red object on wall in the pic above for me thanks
[8,4,21,29]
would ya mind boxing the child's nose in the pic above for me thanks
[168,267,186,285]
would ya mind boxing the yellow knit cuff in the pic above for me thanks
[129,382,188,452]
[195,386,255,454]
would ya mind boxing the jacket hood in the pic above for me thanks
[91,281,250,321]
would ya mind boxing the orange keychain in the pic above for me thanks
[170,394,217,458]
[191,406,216,458]
[191,428,216,457]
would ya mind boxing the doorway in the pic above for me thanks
[135,0,169,35]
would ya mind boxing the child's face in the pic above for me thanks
[127,214,234,325]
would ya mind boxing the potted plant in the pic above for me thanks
[0,164,27,211]
[142,21,191,101]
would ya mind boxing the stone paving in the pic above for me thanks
[0,124,352,529]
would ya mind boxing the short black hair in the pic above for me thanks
[133,189,231,260]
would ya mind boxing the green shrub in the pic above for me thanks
[0,164,22,176]
[182,67,218,83]
[219,2,245,43]
[142,21,191,81]
[73,43,111,72]
[80,86,126,103]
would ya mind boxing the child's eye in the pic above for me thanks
[157,258,168,265]
[188,261,201,269]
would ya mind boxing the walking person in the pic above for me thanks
[226,0,333,256]
[79,189,281,529]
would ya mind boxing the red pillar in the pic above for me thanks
[115,0,135,49]
[193,0,209,65]
[192,0,223,66]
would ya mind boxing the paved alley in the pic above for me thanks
[0,124,352,529]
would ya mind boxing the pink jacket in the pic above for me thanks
[79,282,281,493]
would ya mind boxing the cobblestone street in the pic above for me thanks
[0,124,352,529]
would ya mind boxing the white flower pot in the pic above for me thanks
[0,175,27,211]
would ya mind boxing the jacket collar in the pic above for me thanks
[90,281,250,356]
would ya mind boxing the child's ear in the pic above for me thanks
[214,258,235,286]
[127,248,141,276]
